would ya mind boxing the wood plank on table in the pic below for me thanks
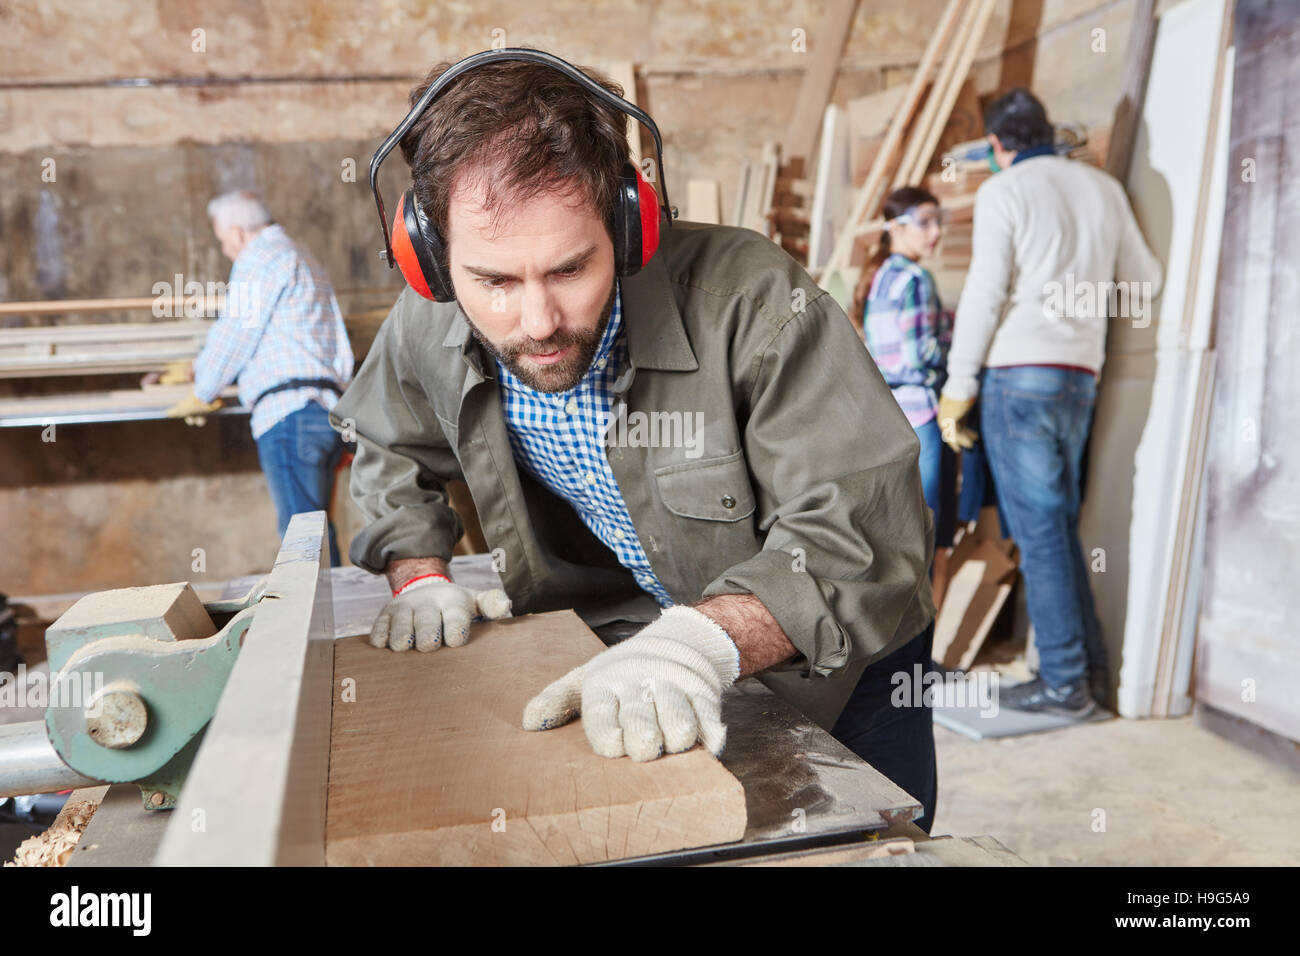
[326,610,748,865]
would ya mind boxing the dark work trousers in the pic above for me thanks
[830,623,938,833]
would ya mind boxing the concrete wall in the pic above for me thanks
[0,0,1157,599]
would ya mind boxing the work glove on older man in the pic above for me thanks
[522,605,741,762]
[165,391,223,426]
[937,394,979,453]
[370,574,512,652]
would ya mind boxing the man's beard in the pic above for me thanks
[466,284,616,393]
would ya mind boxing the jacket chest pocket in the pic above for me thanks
[654,451,756,522]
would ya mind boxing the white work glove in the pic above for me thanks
[370,575,512,652]
[522,605,741,762]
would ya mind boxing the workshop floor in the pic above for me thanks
[930,713,1300,865]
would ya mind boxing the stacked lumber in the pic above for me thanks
[770,156,812,262]
[820,0,992,282]
[0,319,212,378]
[733,141,780,236]
[685,179,722,225]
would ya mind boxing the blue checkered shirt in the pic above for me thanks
[494,284,674,608]
[194,225,354,439]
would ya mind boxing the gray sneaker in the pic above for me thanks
[1001,676,1096,720]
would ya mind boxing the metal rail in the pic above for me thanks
[154,511,335,865]
[0,721,100,798]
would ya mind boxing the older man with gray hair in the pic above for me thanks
[168,190,354,565]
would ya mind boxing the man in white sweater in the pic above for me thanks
[938,88,1162,719]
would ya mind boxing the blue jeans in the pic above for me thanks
[254,401,343,566]
[914,417,957,550]
[979,367,1105,687]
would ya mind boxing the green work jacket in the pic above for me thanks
[331,221,934,730]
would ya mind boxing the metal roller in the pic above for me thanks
[0,721,100,798]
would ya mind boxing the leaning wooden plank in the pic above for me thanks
[808,104,852,273]
[932,559,984,666]
[848,84,911,186]
[1105,0,1159,182]
[1154,23,1234,716]
[955,581,1013,672]
[326,610,748,865]
[606,62,643,166]
[899,0,998,189]
[893,0,979,190]
[1099,0,1231,718]
[732,161,755,229]
[824,0,967,274]
[757,141,781,237]
[686,179,722,224]
[782,0,861,166]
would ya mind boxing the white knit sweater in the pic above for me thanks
[942,154,1164,400]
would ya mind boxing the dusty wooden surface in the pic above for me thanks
[326,610,748,865]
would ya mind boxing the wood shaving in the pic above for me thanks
[5,799,99,867]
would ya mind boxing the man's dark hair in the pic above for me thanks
[398,55,631,240]
[984,87,1054,152]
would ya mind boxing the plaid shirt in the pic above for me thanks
[494,283,674,608]
[862,254,952,426]
[194,225,354,439]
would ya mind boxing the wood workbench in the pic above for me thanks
[52,521,1021,866]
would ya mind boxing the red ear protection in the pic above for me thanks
[636,167,661,268]
[370,48,673,302]
[390,192,435,300]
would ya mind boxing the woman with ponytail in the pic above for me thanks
[855,186,955,550]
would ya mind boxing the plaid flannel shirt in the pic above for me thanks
[862,253,952,427]
[194,225,353,439]
[494,283,674,608]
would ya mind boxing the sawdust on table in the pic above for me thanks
[5,799,99,867]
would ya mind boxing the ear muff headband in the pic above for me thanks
[369,48,673,301]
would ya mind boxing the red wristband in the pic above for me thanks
[394,572,451,596]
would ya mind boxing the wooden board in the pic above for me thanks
[326,610,748,865]
[0,384,241,427]
[808,105,852,273]
[932,524,1017,670]
[1195,0,1300,744]
[1105,0,1158,182]
[1078,0,1232,719]
[782,0,860,165]
[823,0,967,275]
[685,179,722,224]
[605,62,643,167]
